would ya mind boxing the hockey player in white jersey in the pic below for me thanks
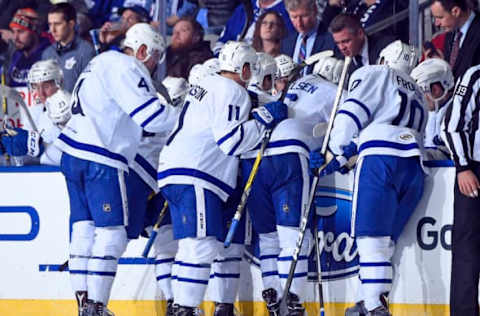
[310,40,426,316]
[158,41,288,316]
[0,60,71,166]
[240,57,342,315]
[273,54,296,95]
[248,52,279,109]
[54,23,179,316]
[410,58,454,160]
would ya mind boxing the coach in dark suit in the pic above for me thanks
[330,13,395,74]
[431,0,480,80]
[329,13,396,75]
[280,0,338,75]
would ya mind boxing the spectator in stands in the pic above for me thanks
[6,8,50,88]
[166,16,213,80]
[165,0,198,35]
[213,0,295,55]
[41,3,95,92]
[252,11,287,57]
[99,4,151,51]
[329,13,395,75]
[430,0,480,80]
[191,0,241,35]
[281,0,337,75]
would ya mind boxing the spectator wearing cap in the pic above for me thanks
[6,8,50,88]
[98,5,151,51]
[166,16,213,80]
[41,3,95,92]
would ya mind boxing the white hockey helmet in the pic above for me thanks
[410,58,454,102]
[188,64,208,86]
[313,56,345,84]
[218,41,258,81]
[275,54,296,78]
[250,53,278,92]
[28,59,63,88]
[377,40,419,74]
[162,76,189,107]
[45,89,72,124]
[123,23,166,63]
[203,58,220,74]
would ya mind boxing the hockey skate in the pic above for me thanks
[345,301,368,316]
[213,303,235,316]
[367,292,391,316]
[166,299,175,316]
[286,292,305,316]
[262,288,280,316]
[83,300,114,316]
[174,305,204,316]
[75,291,88,316]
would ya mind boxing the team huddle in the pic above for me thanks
[0,21,469,316]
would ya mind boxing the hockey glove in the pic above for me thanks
[309,142,358,176]
[252,101,288,129]
[1,127,44,157]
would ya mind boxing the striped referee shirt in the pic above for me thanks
[444,64,480,172]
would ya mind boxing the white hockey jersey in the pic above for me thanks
[158,74,265,201]
[329,65,427,159]
[132,105,178,191]
[242,74,337,159]
[55,51,178,171]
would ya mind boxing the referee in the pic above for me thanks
[444,64,480,316]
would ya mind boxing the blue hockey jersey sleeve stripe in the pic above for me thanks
[358,140,419,152]
[158,168,235,195]
[134,154,157,180]
[217,125,240,146]
[228,125,244,156]
[129,97,158,118]
[337,110,362,131]
[344,98,372,118]
[251,139,310,152]
[58,133,128,164]
[141,106,165,128]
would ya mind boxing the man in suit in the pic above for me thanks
[329,13,396,75]
[281,0,338,75]
[430,0,480,80]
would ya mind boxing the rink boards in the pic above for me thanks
[0,163,454,316]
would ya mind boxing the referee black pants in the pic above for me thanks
[451,162,480,316]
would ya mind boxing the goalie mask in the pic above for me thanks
[162,76,189,107]
[45,89,72,125]
[410,58,454,103]
[28,59,63,89]
[313,56,345,84]
[123,23,166,64]
[250,53,278,93]
[377,40,419,75]
[218,41,258,82]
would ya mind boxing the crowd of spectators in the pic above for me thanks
[0,0,479,114]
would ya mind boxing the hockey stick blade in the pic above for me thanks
[142,201,168,258]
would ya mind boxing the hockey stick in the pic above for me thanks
[1,69,11,163]
[142,200,169,258]
[281,56,352,307]
[314,213,325,316]
[224,50,334,248]
[238,0,254,41]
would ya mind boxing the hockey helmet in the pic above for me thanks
[377,40,419,75]
[410,58,454,102]
[250,53,277,92]
[218,41,258,81]
[313,56,345,84]
[275,54,296,79]
[28,59,64,88]
[45,89,72,125]
[123,23,166,63]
